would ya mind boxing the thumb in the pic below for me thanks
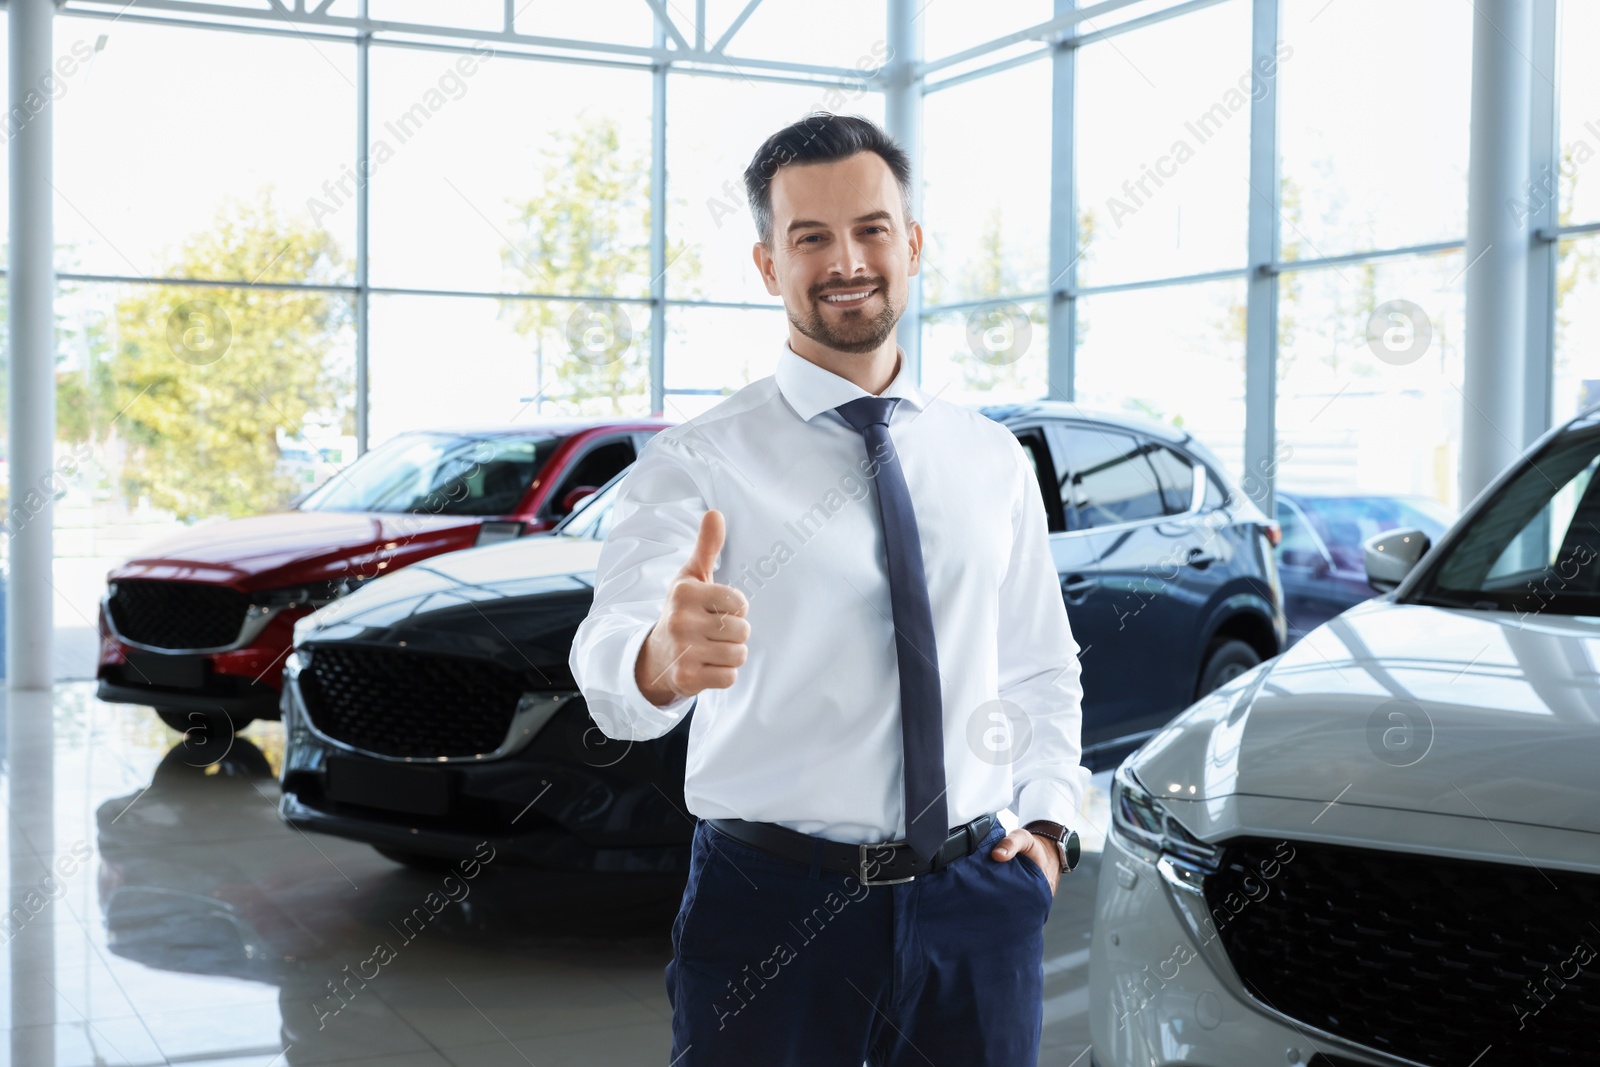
[679,509,725,583]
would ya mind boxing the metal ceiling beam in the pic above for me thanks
[57,0,878,82]
[918,0,1144,77]
[710,0,764,55]
[641,0,691,53]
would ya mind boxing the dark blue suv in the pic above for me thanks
[980,404,1284,766]
[279,405,1284,871]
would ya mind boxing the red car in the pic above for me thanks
[97,420,669,734]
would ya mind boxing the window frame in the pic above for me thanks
[1044,420,1208,535]
[1009,425,1067,534]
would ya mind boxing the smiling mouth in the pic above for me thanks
[819,287,878,308]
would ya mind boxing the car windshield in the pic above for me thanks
[299,432,563,516]
[1296,495,1454,572]
[1408,423,1600,614]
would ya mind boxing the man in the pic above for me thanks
[569,112,1089,1066]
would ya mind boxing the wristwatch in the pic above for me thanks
[1023,820,1081,874]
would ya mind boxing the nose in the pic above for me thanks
[828,232,872,282]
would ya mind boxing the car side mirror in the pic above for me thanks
[1364,527,1430,592]
[560,485,599,514]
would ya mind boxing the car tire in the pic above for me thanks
[375,847,464,872]
[154,708,254,738]
[1197,638,1260,698]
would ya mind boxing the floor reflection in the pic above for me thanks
[3,684,1102,1066]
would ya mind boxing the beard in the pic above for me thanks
[789,282,902,355]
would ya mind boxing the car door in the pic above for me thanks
[1043,422,1204,750]
[1001,427,1118,751]
[1006,425,1114,732]
[1140,443,1238,666]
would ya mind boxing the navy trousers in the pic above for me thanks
[664,817,1052,1065]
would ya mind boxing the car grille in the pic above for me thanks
[108,580,251,650]
[1207,838,1600,1066]
[298,645,525,758]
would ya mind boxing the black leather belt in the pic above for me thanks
[704,812,997,886]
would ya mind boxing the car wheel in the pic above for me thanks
[154,708,254,737]
[375,847,463,872]
[1197,638,1260,698]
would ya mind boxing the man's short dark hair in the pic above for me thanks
[743,113,914,247]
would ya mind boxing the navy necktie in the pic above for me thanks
[834,395,949,864]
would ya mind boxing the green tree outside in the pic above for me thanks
[80,192,352,521]
[499,113,699,413]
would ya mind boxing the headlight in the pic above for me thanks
[1110,764,1219,873]
[251,577,367,610]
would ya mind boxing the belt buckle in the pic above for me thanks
[858,840,917,886]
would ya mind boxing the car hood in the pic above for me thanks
[293,534,604,644]
[1128,598,1600,844]
[108,511,489,587]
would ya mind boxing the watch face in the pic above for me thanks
[1063,829,1081,872]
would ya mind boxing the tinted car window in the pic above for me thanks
[301,432,561,516]
[557,482,613,539]
[1413,427,1600,613]
[591,497,618,540]
[1146,445,1196,514]
[1203,471,1230,510]
[546,440,636,519]
[1050,426,1166,529]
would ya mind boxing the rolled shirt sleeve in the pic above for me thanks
[995,434,1092,829]
[569,432,711,741]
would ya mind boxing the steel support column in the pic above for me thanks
[1524,0,1559,441]
[1242,0,1281,514]
[8,0,57,690]
[7,4,59,1055]
[885,0,924,381]
[649,16,669,416]
[1047,0,1077,403]
[1462,0,1534,503]
[355,4,371,455]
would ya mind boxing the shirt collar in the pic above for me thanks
[775,341,930,424]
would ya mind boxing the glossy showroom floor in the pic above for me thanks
[0,683,1112,1067]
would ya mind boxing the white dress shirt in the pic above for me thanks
[569,341,1090,845]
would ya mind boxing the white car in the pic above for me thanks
[1089,405,1600,1067]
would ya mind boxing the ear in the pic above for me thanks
[906,218,923,279]
[752,240,781,296]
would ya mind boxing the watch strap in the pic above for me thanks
[1024,819,1077,873]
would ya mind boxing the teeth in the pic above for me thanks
[823,290,873,303]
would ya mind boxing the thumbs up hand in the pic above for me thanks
[635,510,751,707]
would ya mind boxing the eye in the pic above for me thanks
[799,234,823,244]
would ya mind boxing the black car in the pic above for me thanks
[1273,490,1454,642]
[276,476,676,873]
[279,406,1284,871]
